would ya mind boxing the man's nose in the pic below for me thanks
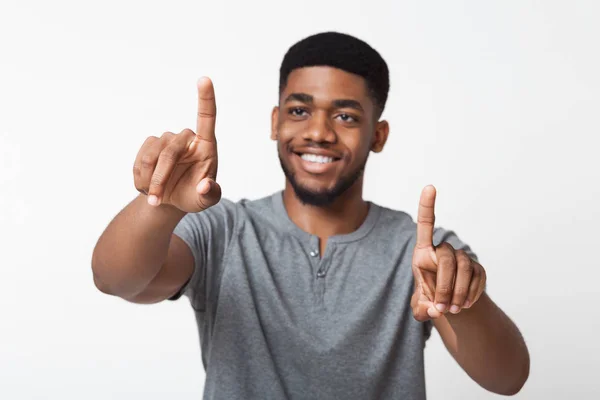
[303,111,336,143]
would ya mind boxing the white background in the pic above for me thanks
[1,1,598,399]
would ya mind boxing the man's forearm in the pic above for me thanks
[92,194,187,297]
[433,292,530,395]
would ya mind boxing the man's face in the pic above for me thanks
[272,66,388,206]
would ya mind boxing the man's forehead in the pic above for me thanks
[284,66,369,101]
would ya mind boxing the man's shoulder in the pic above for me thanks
[369,201,417,232]
[370,201,462,245]
[201,191,280,226]
[214,191,278,214]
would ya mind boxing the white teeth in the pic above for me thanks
[300,154,335,164]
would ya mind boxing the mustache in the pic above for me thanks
[286,141,336,152]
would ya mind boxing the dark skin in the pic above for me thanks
[271,66,389,255]
[93,69,529,395]
[271,66,529,394]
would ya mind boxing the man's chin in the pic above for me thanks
[291,185,340,207]
[279,153,364,207]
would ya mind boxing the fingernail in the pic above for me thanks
[148,195,158,206]
[435,303,446,313]
[463,300,471,308]
[450,305,460,314]
[427,307,437,318]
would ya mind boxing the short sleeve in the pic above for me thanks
[167,198,238,311]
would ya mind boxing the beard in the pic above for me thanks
[278,148,368,207]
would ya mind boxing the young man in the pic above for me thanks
[92,32,529,399]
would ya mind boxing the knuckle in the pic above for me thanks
[455,249,468,258]
[132,164,142,177]
[459,258,474,272]
[440,242,455,251]
[196,197,208,210]
[197,110,215,118]
[412,307,428,322]
[418,200,435,211]
[181,128,195,136]
[453,286,469,297]
[144,136,158,145]
[414,314,428,322]
[468,283,478,294]
[159,148,178,162]
[161,131,174,138]
[417,215,435,225]
[439,255,457,269]
[150,173,165,188]
[141,154,156,168]
[436,285,453,296]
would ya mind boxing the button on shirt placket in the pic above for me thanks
[310,249,326,277]
[308,236,325,278]
[308,236,332,307]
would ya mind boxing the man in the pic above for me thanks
[92,32,529,399]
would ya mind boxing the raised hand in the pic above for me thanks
[411,185,487,321]
[132,77,221,213]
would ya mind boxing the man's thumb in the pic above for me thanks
[196,177,221,209]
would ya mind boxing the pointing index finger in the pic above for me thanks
[196,77,216,141]
[416,185,436,249]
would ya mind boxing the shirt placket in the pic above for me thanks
[308,236,333,305]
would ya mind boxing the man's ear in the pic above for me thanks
[371,120,390,153]
[271,106,279,141]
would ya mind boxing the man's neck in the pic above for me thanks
[282,180,370,240]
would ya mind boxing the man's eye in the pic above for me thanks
[289,108,307,117]
[337,113,357,123]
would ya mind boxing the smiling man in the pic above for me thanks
[92,32,530,399]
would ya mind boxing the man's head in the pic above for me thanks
[272,31,390,206]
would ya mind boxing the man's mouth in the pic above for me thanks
[293,152,341,174]
[299,153,336,164]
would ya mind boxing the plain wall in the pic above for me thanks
[1,1,598,399]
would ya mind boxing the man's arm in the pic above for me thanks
[92,77,221,303]
[433,292,530,395]
[411,185,529,395]
[92,194,193,302]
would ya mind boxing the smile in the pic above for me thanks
[300,153,335,164]
[293,152,340,174]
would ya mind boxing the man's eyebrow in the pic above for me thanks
[284,93,313,104]
[332,99,364,112]
[283,94,364,112]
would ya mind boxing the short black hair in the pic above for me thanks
[279,31,390,117]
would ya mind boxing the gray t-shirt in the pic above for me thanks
[170,191,477,400]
